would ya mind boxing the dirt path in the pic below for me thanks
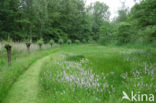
[3,55,52,103]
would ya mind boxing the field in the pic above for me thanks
[0,43,156,103]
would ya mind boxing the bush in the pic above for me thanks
[82,39,87,43]
[67,39,72,44]
[58,39,64,44]
[75,40,80,44]
[88,36,96,44]
[49,39,55,47]
[37,38,44,48]
[88,38,96,44]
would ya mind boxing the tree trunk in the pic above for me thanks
[39,44,42,49]
[5,45,12,65]
[26,43,31,53]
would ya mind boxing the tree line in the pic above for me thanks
[99,0,156,45]
[0,0,155,45]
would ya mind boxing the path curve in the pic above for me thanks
[3,55,52,103]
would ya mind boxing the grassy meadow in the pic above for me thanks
[0,43,156,103]
[39,44,156,103]
[0,0,155,102]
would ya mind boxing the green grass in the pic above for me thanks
[0,43,56,103]
[3,54,55,103]
[0,44,155,103]
[39,44,156,103]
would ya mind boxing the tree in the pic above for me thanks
[49,39,55,47]
[0,0,19,40]
[115,3,129,23]
[37,38,44,49]
[88,1,110,40]
[129,0,156,43]
[99,21,113,44]
[117,22,132,44]
[4,37,12,65]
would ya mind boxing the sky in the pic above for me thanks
[85,0,140,19]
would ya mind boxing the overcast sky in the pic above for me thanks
[85,0,140,19]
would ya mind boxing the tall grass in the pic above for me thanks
[0,42,54,67]
[39,44,156,103]
[0,42,52,52]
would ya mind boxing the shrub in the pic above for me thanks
[88,36,96,44]
[25,39,32,53]
[58,39,64,44]
[75,40,80,44]
[49,39,55,47]
[88,38,96,44]
[82,39,87,43]
[37,38,44,49]
[67,39,72,44]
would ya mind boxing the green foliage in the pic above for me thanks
[130,0,156,27]
[25,39,32,44]
[0,0,126,45]
[100,0,156,45]
[0,0,156,45]
[87,1,110,40]
[99,21,114,45]
[137,26,156,43]
[49,39,55,46]
[0,0,94,42]
[75,40,80,44]
[37,38,44,47]
[5,37,12,46]
[117,22,131,44]
[115,3,128,23]
[82,39,87,43]
[0,0,19,40]
[67,39,72,44]
[88,36,96,44]
[58,38,64,44]
[127,0,156,44]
